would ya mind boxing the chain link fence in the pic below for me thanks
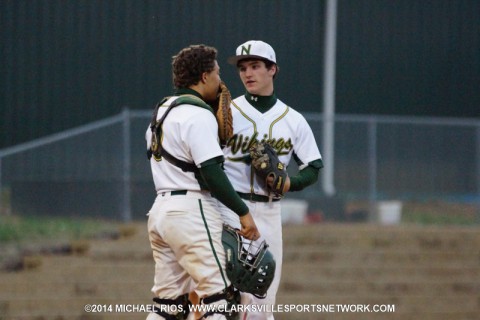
[1,110,479,222]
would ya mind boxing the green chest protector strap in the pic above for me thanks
[147,95,214,173]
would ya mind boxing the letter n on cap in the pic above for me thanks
[241,44,251,55]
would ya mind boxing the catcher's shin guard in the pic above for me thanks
[199,285,241,320]
[153,294,191,320]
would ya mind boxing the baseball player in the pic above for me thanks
[145,44,259,320]
[219,40,324,320]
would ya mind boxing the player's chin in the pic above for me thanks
[205,91,218,102]
[245,83,258,93]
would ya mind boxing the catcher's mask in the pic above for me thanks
[222,224,276,299]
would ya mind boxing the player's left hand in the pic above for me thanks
[210,81,233,147]
[250,142,288,197]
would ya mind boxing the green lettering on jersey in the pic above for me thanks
[227,133,293,163]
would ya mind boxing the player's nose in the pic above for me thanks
[244,67,254,77]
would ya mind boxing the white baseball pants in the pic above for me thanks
[146,191,231,320]
[220,199,283,320]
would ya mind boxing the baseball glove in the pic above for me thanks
[211,81,233,147]
[249,142,288,197]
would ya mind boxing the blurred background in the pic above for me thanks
[1,2,480,320]
[0,0,479,222]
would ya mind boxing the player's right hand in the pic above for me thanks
[239,213,260,240]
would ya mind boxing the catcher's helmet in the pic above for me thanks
[222,224,276,299]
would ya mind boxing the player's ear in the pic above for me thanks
[200,72,208,84]
[269,65,278,78]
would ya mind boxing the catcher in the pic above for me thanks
[145,44,259,320]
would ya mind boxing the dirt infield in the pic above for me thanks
[1,222,479,320]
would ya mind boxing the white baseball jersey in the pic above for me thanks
[219,95,322,320]
[223,95,322,195]
[145,96,231,319]
[145,96,223,193]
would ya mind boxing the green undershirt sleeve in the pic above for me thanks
[289,159,323,192]
[199,160,249,217]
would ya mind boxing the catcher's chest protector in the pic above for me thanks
[147,95,214,172]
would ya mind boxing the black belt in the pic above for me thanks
[163,190,279,202]
[171,190,188,196]
[237,192,281,203]
[160,190,188,196]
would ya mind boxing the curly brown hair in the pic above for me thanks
[172,44,218,89]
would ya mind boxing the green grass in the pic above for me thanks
[0,215,118,243]
[401,201,478,226]
[402,211,475,225]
